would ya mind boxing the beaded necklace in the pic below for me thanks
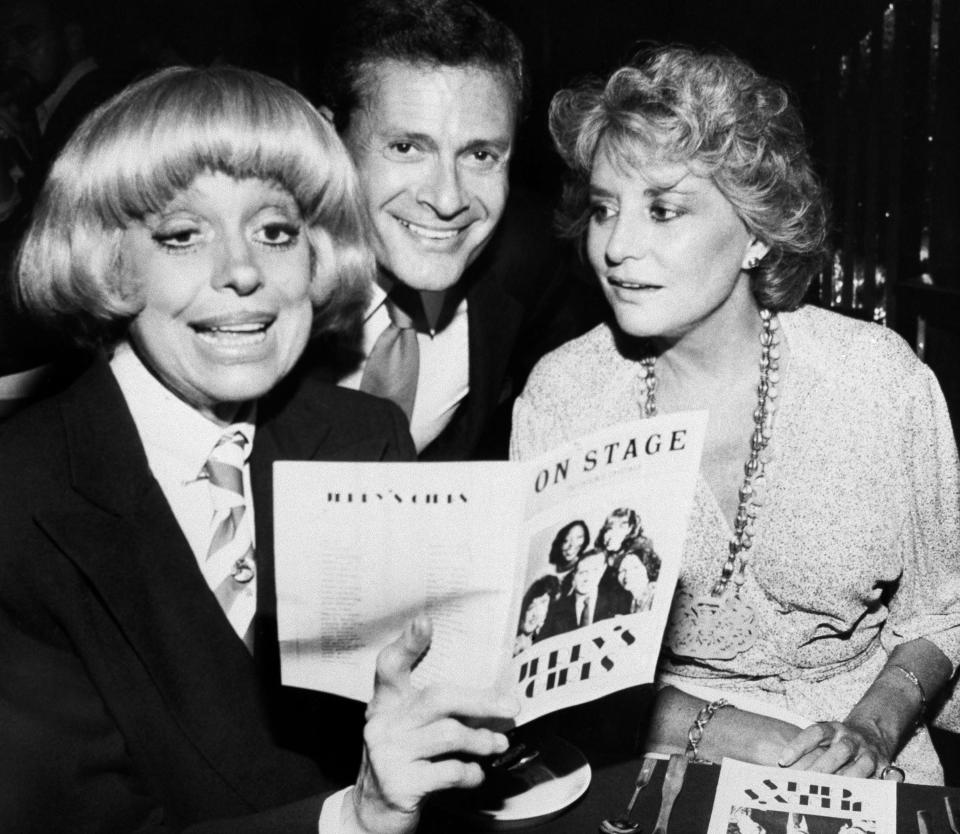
[639,309,781,659]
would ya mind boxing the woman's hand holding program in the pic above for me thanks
[345,616,519,834]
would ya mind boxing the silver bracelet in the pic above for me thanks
[887,664,927,715]
[686,698,733,763]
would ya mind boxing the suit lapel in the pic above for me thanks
[467,270,524,417]
[36,362,317,808]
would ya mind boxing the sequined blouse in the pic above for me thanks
[510,305,960,784]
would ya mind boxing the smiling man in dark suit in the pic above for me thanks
[316,0,599,460]
[540,550,621,639]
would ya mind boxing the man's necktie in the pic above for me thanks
[359,294,420,420]
[579,596,591,627]
[203,430,256,648]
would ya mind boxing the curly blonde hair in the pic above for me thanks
[549,46,829,311]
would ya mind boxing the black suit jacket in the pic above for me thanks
[420,188,605,461]
[0,359,415,832]
[597,565,635,617]
[539,588,620,639]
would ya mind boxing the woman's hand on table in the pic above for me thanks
[778,639,953,778]
[777,718,890,777]
[345,616,520,834]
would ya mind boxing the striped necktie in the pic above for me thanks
[203,430,256,648]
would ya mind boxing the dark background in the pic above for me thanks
[3,0,952,433]
[79,0,959,433]
[83,1,901,204]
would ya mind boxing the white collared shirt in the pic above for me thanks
[109,342,257,578]
[574,591,596,626]
[337,280,470,453]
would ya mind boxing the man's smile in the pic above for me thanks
[395,216,466,241]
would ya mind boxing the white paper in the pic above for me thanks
[275,412,706,724]
[507,413,705,722]
[707,760,897,834]
[275,462,523,701]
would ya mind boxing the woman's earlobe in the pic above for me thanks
[743,241,771,270]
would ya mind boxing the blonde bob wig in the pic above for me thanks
[17,65,374,345]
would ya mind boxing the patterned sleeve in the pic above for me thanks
[881,361,960,679]
[509,357,570,462]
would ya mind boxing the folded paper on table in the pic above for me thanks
[707,759,897,834]
[275,411,706,725]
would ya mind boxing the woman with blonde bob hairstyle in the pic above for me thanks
[512,46,960,784]
[0,66,517,833]
[18,65,372,345]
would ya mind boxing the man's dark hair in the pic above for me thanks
[320,0,528,132]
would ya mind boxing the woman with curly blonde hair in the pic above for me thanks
[511,46,960,784]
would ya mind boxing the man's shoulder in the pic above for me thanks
[266,365,415,460]
[471,188,607,333]
[548,593,576,617]
[273,366,405,423]
[465,188,564,295]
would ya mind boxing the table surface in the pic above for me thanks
[425,750,960,833]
